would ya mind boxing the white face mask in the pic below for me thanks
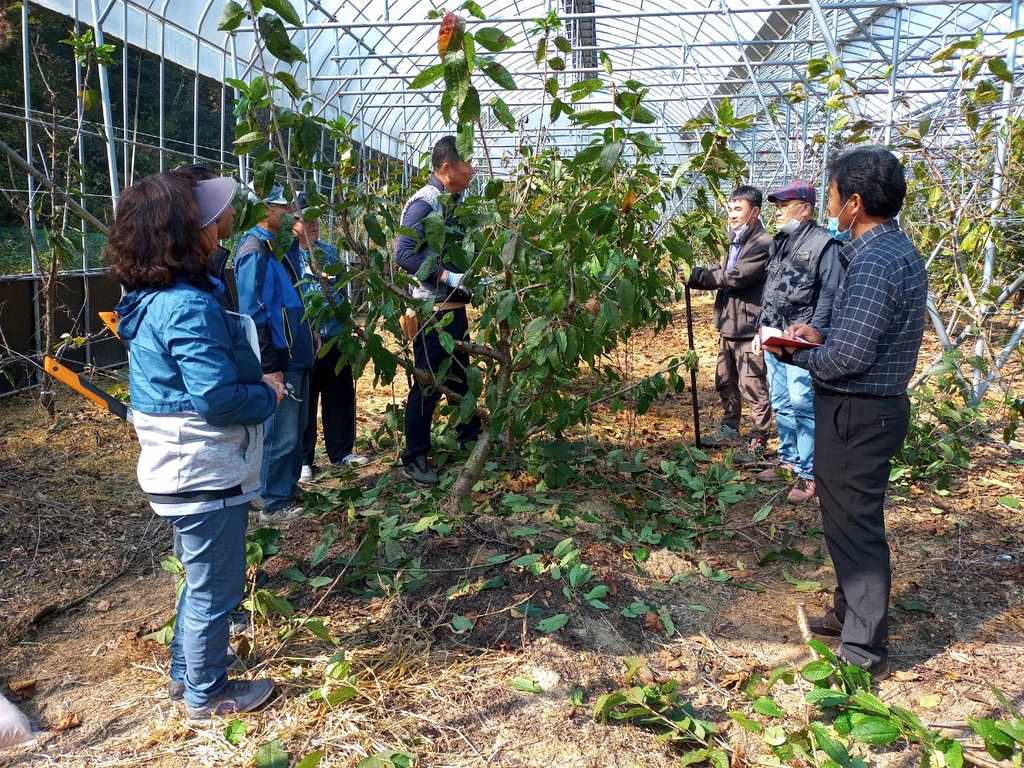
[779,218,801,235]
[731,222,750,239]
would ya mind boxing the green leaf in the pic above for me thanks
[438,332,455,354]
[458,86,481,122]
[728,711,764,733]
[258,15,306,63]
[537,613,569,632]
[512,676,542,693]
[753,696,786,718]
[534,37,548,67]
[295,752,325,768]
[255,739,290,768]
[363,213,388,248]
[307,576,332,589]
[280,567,307,582]
[263,0,303,26]
[850,691,890,716]
[805,688,850,707]
[301,619,333,641]
[451,615,474,633]
[357,752,417,768]
[462,0,485,19]
[410,63,445,89]
[444,51,470,111]
[752,504,772,522]
[482,61,517,90]
[997,496,1021,510]
[782,569,822,592]
[223,719,248,746]
[273,71,305,100]
[599,49,613,75]
[581,202,617,235]
[570,109,620,127]
[548,56,566,71]
[218,1,248,31]
[456,124,474,163]
[849,715,902,745]
[475,27,514,52]
[810,722,851,765]
[801,659,836,682]
[599,141,622,174]
[490,97,516,131]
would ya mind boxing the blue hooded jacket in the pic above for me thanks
[115,278,275,426]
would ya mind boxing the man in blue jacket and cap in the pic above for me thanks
[234,181,316,524]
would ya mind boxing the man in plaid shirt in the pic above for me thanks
[770,146,927,679]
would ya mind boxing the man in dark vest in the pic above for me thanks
[755,180,842,504]
[687,185,773,462]
[395,136,481,486]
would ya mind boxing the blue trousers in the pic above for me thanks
[167,503,248,708]
[765,353,815,480]
[260,368,310,511]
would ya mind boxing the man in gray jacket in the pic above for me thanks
[687,186,773,461]
[755,180,843,504]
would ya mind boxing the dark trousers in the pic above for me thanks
[715,336,772,439]
[813,389,910,668]
[401,306,481,465]
[302,342,356,466]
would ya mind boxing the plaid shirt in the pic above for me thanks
[792,219,927,395]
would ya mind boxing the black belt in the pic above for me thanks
[812,382,847,397]
[812,382,901,399]
[148,485,243,504]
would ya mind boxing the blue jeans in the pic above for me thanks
[765,354,815,480]
[260,368,310,511]
[168,503,248,707]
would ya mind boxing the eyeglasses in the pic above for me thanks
[775,201,807,212]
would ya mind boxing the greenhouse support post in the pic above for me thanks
[88,0,120,209]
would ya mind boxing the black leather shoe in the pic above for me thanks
[808,608,844,637]
[839,654,889,681]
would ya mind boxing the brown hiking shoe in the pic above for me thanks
[733,437,768,466]
[786,478,816,504]
[756,463,794,482]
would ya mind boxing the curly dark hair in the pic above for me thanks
[106,171,209,290]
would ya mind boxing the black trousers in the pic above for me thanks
[302,341,356,465]
[401,306,481,465]
[813,388,910,668]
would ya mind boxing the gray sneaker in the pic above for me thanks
[701,424,742,447]
[402,457,439,486]
[185,678,275,720]
[335,452,370,468]
[259,503,306,527]
[167,648,244,701]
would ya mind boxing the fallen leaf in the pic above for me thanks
[892,670,921,682]
[643,610,663,632]
[8,679,36,694]
[51,711,81,732]
[965,691,990,704]
[919,693,942,708]
[96,600,111,612]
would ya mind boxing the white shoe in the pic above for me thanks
[259,504,306,528]
[335,453,370,468]
[299,464,314,481]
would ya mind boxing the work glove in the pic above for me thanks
[442,270,466,289]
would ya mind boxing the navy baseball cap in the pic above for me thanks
[767,180,816,207]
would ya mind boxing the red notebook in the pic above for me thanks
[758,326,822,349]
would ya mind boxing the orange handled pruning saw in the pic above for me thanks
[42,310,133,423]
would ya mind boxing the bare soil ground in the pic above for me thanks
[1,294,1022,767]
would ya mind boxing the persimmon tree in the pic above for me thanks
[222,1,754,511]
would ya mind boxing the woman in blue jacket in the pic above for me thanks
[107,171,282,720]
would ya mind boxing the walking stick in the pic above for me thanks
[684,284,702,447]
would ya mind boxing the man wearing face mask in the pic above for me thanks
[686,186,773,462]
[768,147,927,679]
[754,180,842,504]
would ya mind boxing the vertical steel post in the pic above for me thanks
[22,1,42,382]
[88,0,121,209]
